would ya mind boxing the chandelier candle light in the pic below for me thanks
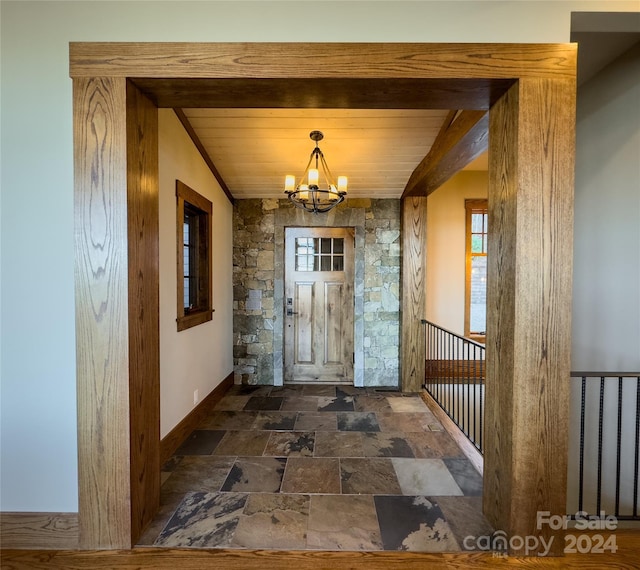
[284,130,347,214]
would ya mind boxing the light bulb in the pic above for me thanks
[284,175,295,192]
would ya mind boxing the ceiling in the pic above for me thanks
[571,11,640,85]
[572,32,639,85]
[181,108,465,200]
[176,19,637,201]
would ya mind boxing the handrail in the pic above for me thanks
[421,319,485,350]
[571,371,639,378]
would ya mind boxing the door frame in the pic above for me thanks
[273,209,367,388]
[71,42,576,553]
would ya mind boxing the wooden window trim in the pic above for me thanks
[176,180,213,331]
[464,199,487,342]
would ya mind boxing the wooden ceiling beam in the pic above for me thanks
[401,110,489,199]
[70,42,578,80]
[132,78,511,111]
[173,109,235,204]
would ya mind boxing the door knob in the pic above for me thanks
[287,309,299,316]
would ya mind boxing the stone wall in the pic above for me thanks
[363,200,401,386]
[233,198,400,386]
[232,199,278,385]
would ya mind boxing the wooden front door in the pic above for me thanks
[284,227,355,383]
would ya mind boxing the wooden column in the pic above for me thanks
[74,77,160,549]
[126,81,160,544]
[483,77,575,555]
[74,76,132,549]
[401,196,427,393]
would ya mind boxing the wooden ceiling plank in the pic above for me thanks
[199,140,438,150]
[192,128,443,140]
[401,110,489,198]
[205,155,432,165]
[183,118,447,130]
[183,108,450,119]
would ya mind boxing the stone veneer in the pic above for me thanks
[233,198,400,387]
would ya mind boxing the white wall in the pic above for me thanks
[1,0,637,513]
[426,170,488,335]
[566,42,640,517]
[572,41,640,371]
[158,110,233,438]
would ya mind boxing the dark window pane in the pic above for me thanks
[321,238,332,254]
[333,256,344,271]
[321,256,331,271]
[333,238,344,254]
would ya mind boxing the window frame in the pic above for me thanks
[176,180,213,331]
[464,198,488,343]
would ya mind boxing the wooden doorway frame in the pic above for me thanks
[71,42,576,554]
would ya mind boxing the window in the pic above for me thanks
[295,237,344,272]
[465,199,487,341]
[176,180,213,331]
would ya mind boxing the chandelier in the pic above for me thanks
[284,131,347,214]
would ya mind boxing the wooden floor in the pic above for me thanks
[2,530,640,570]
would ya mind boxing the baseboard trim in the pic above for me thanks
[420,390,484,475]
[159,372,234,465]
[0,512,79,549]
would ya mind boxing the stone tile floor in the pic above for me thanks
[138,384,492,551]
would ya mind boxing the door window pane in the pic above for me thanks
[295,237,346,271]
